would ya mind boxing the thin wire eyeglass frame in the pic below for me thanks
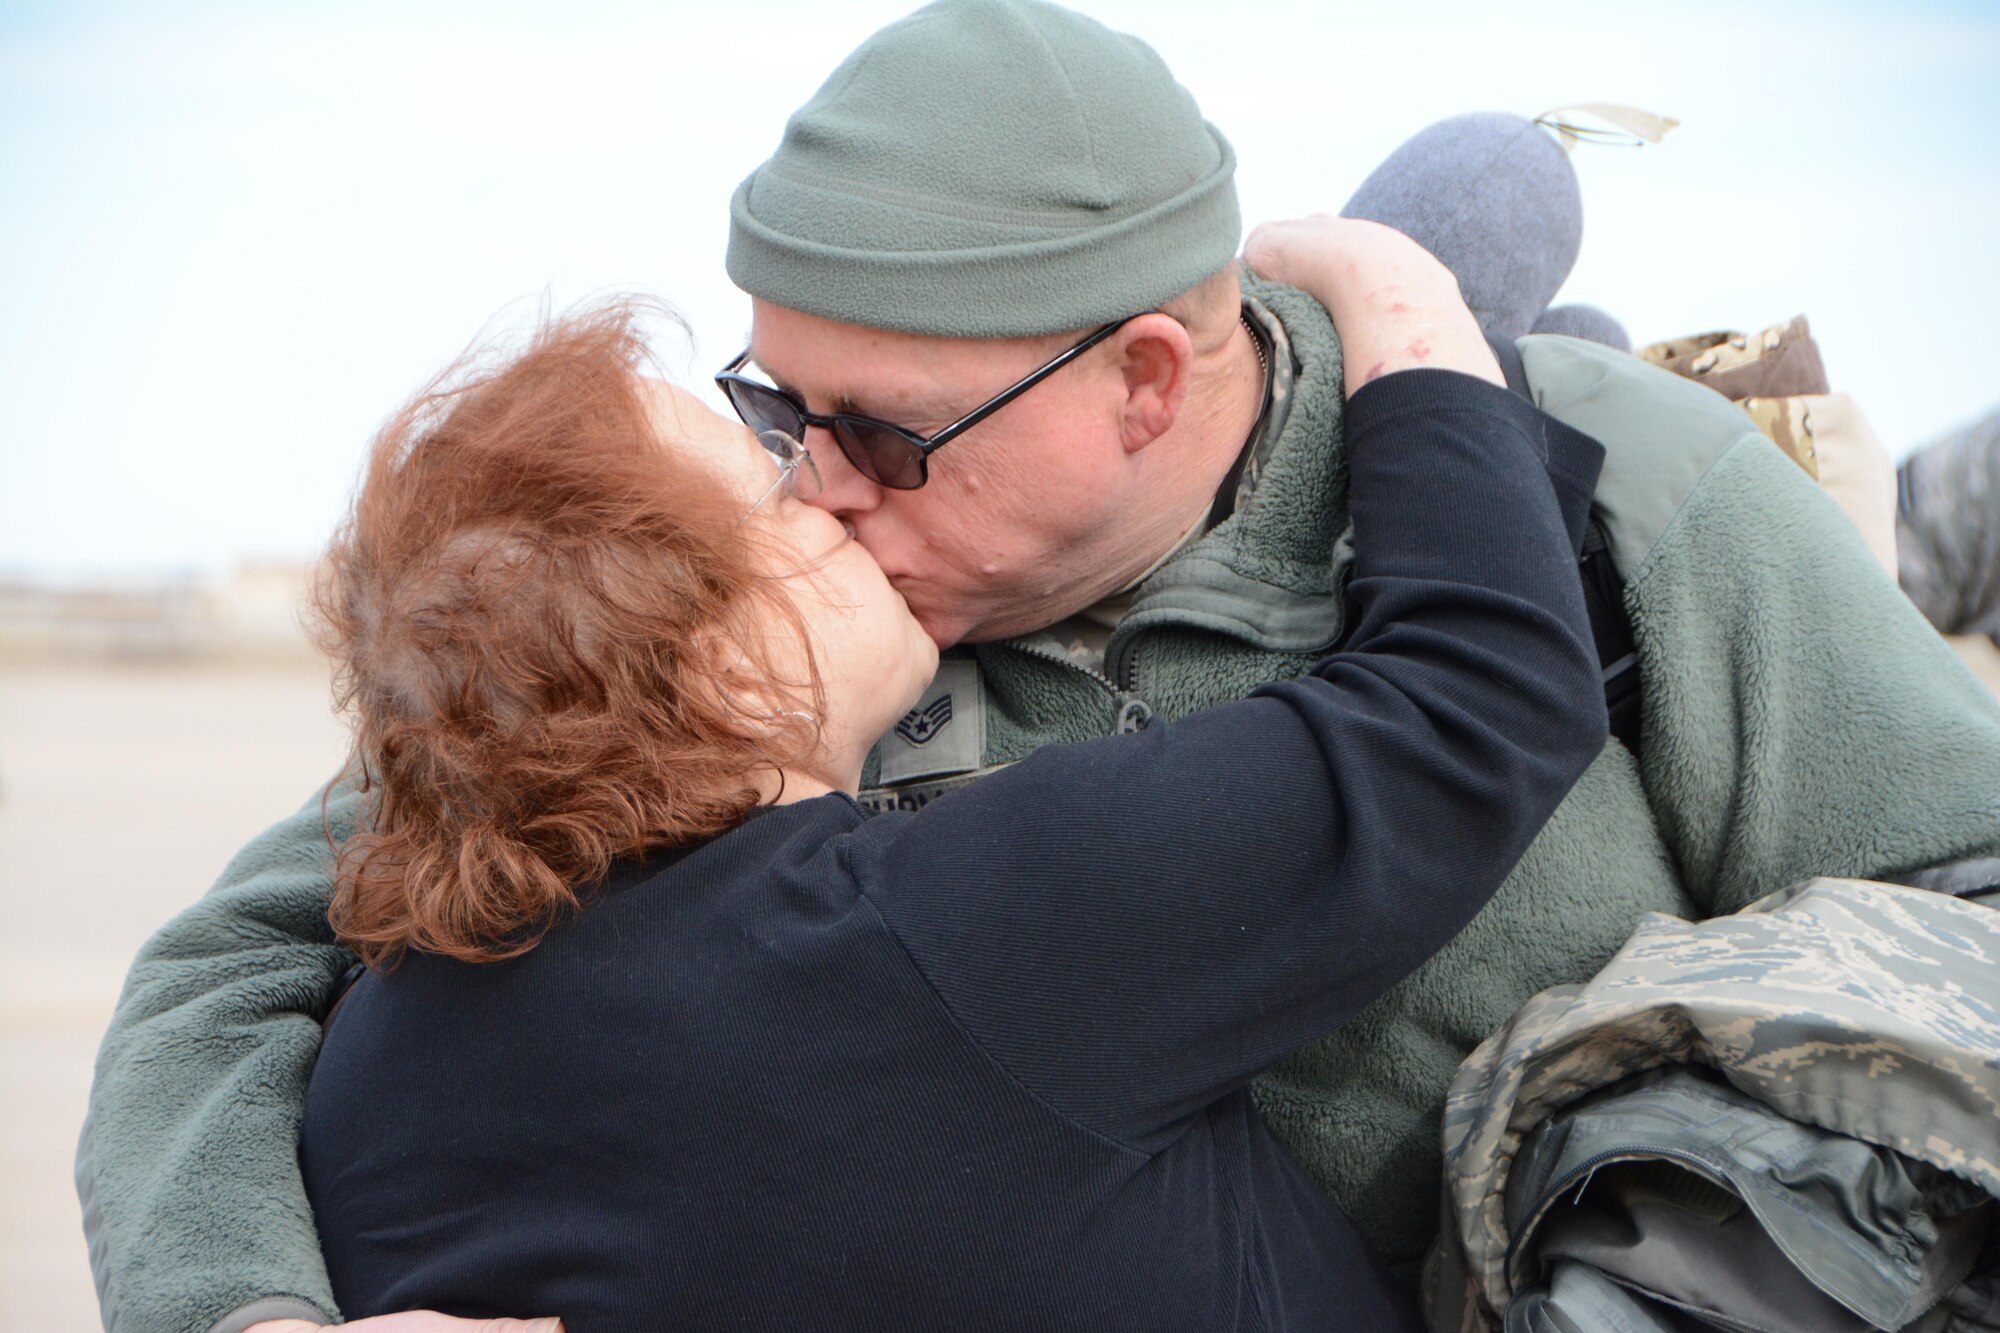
[746,428,854,580]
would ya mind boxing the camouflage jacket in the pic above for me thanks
[1425,878,2000,1333]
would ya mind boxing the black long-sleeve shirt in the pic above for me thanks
[302,369,1607,1331]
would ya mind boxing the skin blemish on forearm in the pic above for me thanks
[1365,360,1390,383]
[1408,339,1431,361]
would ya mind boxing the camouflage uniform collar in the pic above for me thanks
[1107,272,1350,661]
[1231,287,1298,510]
[1049,294,1293,676]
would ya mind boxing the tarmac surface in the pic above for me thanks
[0,661,348,1331]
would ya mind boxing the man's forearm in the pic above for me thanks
[82,785,361,1333]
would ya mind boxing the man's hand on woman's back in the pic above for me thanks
[246,1314,562,1333]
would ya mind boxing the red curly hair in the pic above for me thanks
[311,300,819,966]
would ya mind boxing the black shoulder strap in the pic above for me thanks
[1488,331,1532,398]
[1580,518,1643,755]
[1489,332,1642,756]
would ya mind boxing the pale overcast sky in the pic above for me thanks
[2,0,1996,577]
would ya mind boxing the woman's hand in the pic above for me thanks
[245,1315,562,1332]
[1244,215,1504,396]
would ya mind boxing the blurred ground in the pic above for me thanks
[2,642,1996,1331]
[0,660,347,1331]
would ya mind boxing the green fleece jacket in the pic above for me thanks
[79,275,2000,1330]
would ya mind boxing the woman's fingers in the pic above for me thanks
[1245,215,1502,393]
[1241,216,1335,291]
[1244,217,1428,294]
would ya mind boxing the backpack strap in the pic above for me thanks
[1489,331,1532,398]
[1581,518,1643,755]
[1490,333,1643,754]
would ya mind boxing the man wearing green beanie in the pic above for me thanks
[722,0,1260,653]
[76,1,2000,1329]
[723,3,2000,1280]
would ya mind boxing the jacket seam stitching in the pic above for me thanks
[1624,430,1771,596]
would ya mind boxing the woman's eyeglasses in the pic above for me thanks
[746,429,851,580]
[747,429,823,515]
[715,316,1134,492]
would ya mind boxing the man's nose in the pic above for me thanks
[803,426,886,516]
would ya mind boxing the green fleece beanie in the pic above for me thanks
[726,0,1240,338]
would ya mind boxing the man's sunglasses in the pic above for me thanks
[715,315,1135,491]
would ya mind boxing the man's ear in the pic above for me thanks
[1114,313,1194,455]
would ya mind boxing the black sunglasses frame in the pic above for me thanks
[716,315,1136,491]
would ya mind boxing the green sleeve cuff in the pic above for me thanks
[209,1297,334,1333]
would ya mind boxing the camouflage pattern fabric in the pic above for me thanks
[1429,878,2000,1328]
[1744,392,1824,474]
[1900,407,2000,639]
[1499,1068,1992,1332]
[1634,326,1738,373]
[1742,395,1821,478]
[1636,314,1829,401]
[1636,316,1910,571]
[1638,316,1833,478]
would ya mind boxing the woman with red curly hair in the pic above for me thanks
[306,299,936,970]
[297,235,1606,1333]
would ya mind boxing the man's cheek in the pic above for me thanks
[904,589,968,649]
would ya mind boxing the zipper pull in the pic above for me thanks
[1115,695,1155,734]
